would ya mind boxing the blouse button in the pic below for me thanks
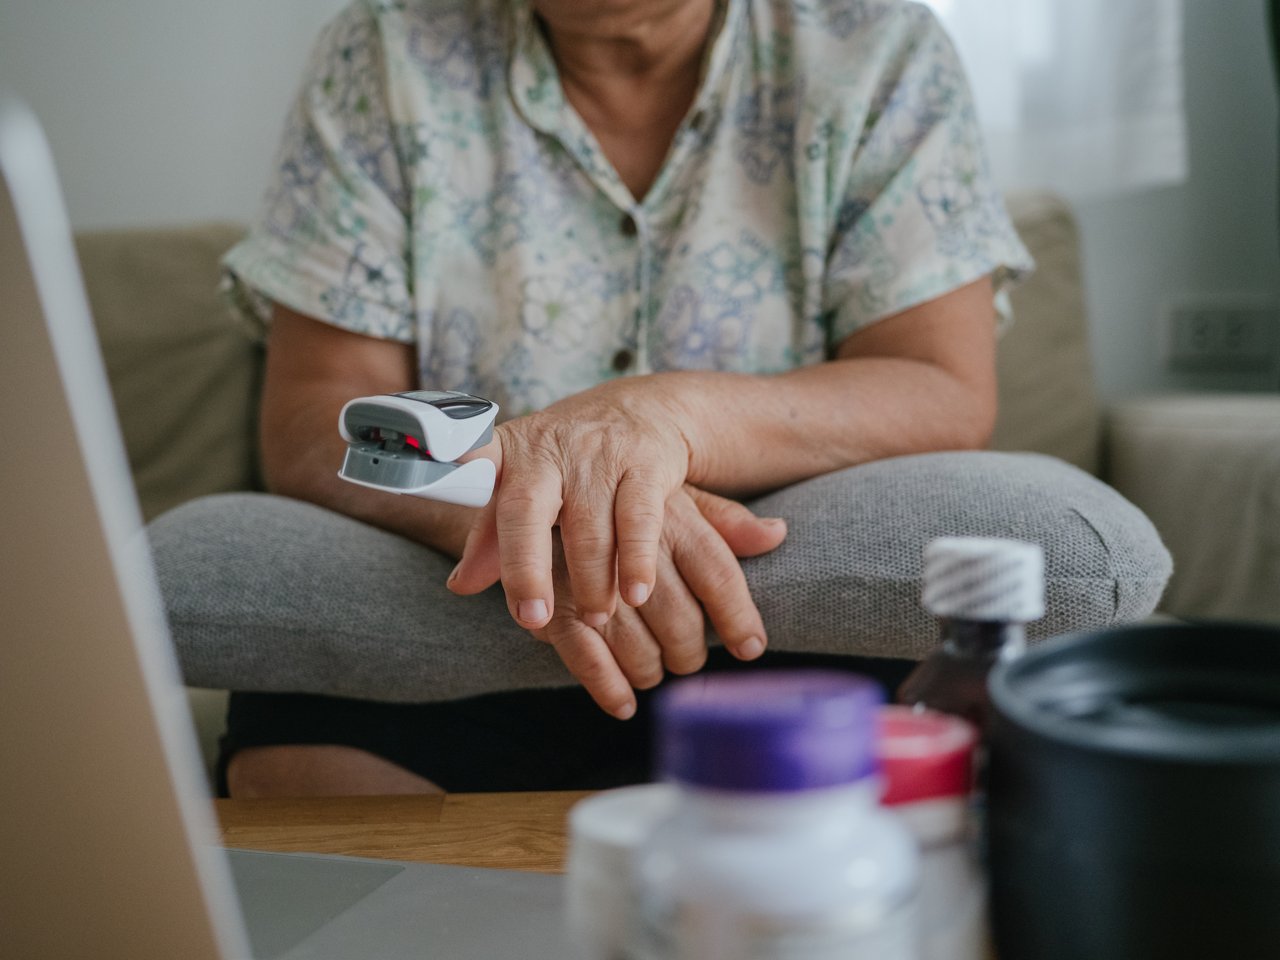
[620,214,638,237]
[611,348,635,372]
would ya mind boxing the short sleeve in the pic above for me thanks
[222,3,414,343]
[823,6,1033,346]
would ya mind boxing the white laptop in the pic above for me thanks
[0,95,571,960]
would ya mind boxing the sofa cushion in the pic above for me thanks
[76,224,260,521]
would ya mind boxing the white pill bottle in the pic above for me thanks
[628,671,920,960]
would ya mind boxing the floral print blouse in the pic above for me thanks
[223,0,1032,418]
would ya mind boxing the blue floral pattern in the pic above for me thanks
[223,0,1032,418]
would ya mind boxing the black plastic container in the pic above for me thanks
[987,622,1280,960]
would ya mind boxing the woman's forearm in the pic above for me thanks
[260,306,477,560]
[660,276,998,496]
[659,278,1000,498]
[658,357,995,499]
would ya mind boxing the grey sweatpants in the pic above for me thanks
[150,451,1171,703]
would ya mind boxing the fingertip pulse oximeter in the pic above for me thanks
[337,390,499,507]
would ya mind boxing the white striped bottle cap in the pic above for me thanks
[922,537,1045,622]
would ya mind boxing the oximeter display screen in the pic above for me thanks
[395,390,493,420]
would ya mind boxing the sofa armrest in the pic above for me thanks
[1107,393,1280,622]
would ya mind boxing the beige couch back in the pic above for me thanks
[76,224,260,521]
[77,193,1099,522]
[996,192,1100,475]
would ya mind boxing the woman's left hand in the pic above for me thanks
[447,378,697,635]
[451,480,785,719]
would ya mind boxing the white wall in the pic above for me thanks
[2,0,1277,397]
[1074,0,1280,397]
[0,0,347,229]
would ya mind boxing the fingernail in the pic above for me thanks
[583,611,609,629]
[762,517,786,527]
[614,701,637,721]
[738,635,766,659]
[626,582,650,606]
[447,564,460,584]
[518,599,548,624]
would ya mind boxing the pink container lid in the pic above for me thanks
[876,705,978,806]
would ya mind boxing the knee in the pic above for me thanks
[148,492,356,563]
[146,492,356,635]
[741,452,1171,656]
[147,492,556,703]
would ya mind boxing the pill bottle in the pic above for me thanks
[566,783,679,960]
[878,704,984,960]
[629,671,919,960]
[897,536,1044,733]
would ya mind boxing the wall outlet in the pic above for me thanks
[1166,301,1280,372]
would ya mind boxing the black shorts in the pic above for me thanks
[216,650,916,796]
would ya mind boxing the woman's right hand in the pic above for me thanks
[524,486,787,718]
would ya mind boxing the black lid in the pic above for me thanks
[989,622,1280,765]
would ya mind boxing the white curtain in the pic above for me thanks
[921,0,1188,200]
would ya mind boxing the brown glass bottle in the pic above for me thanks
[896,619,1026,734]
[897,537,1043,734]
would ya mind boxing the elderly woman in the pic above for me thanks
[159,0,1165,796]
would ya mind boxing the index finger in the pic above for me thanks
[671,520,768,661]
[545,623,639,720]
[495,465,563,629]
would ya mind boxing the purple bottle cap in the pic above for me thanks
[655,671,884,793]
